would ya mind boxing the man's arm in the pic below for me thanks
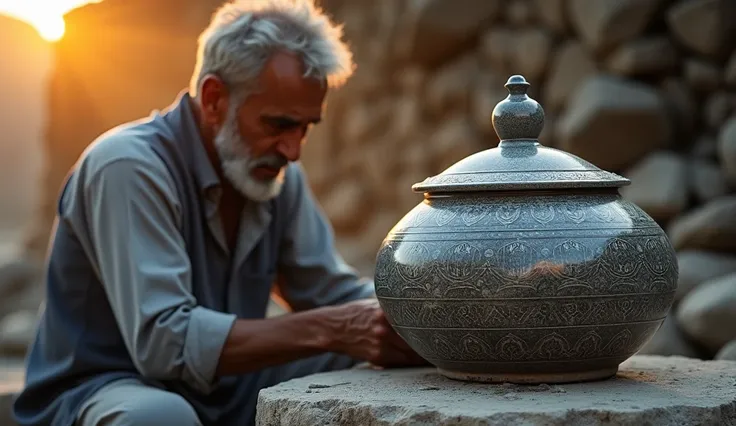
[275,163,376,312]
[83,155,402,387]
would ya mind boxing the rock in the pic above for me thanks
[257,355,736,426]
[393,66,426,95]
[703,92,735,131]
[339,100,393,150]
[666,0,736,60]
[677,272,736,354]
[675,250,736,303]
[428,116,482,172]
[0,358,24,426]
[605,37,678,76]
[534,0,568,35]
[668,196,736,252]
[636,315,703,359]
[689,159,731,204]
[0,259,41,301]
[505,0,534,27]
[424,55,478,118]
[543,41,598,113]
[320,179,372,235]
[556,75,671,171]
[726,51,736,87]
[511,29,553,82]
[659,78,697,147]
[718,117,736,185]
[479,27,514,72]
[471,73,508,136]
[620,151,688,222]
[568,0,663,53]
[391,95,422,142]
[691,134,719,161]
[399,0,501,67]
[684,59,722,94]
[0,310,37,356]
[715,340,736,360]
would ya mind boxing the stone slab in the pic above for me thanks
[256,355,736,425]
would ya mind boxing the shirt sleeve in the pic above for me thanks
[276,163,376,311]
[81,157,236,394]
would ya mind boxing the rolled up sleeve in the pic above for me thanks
[83,158,236,394]
[276,163,375,311]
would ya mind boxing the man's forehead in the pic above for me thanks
[259,52,327,98]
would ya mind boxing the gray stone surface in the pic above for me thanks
[256,355,736,426]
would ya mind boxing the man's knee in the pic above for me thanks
[110,392,200,426]
[77,379,201,426]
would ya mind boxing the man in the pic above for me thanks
[13,1,425,425]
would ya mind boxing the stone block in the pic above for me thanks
[257,355,736,425]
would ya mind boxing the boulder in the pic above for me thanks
[605,37,678,76]
[543,41,598,113]
[675,250,736,303]
[668,196,736,252]
[320,178,373,236]
[666,0,736,60]
[568,0,663,53]
[684,59,722,94]
[714,339,736,361]
[399,0,501,68]
[620,151,688,222]
[703,92,735,131]
[691,134,719,161]
[479,27,514,72]
[636,315,703,359]
[533,0,568,35]
[677,272,736,354]
[689,159,731,204]
[726,51,736,87]
[505,0,534,27]
[0,310,37,357]
[425,55,478,118]
[511,28,553,82]
[659,78,697,148]
[556,75,671,171]
[718,117,736,185]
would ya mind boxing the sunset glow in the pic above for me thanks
[0,0,102,42]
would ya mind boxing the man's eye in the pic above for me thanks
[270,118,299,130]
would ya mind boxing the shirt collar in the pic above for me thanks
[162,90,221,196]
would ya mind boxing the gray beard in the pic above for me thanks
[213,111,286,202]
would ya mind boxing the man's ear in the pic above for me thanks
[198,74,229,127]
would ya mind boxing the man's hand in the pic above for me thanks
[217,298,429,377]
[320,299,429,368]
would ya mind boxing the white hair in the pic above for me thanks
[190,0,355,97]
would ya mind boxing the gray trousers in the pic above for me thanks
[75,353,356,426]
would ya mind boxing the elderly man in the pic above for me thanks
[12,1,424,425]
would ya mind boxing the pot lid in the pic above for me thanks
[412,75,630,194]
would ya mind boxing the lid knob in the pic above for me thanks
[491,75,545,141]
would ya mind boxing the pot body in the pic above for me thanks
[374,189,677,384]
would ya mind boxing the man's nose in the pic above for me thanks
[274,132,302,162]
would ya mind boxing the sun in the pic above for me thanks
[0,0,101,43]
[31,15,66,42]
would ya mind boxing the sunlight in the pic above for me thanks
[0,0,102,42]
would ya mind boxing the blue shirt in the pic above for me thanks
[13,92,375,426]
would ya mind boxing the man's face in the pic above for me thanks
[211,51,327,201]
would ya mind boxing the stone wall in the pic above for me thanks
[3,0,736,362]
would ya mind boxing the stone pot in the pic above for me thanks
[374,75,678,384]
